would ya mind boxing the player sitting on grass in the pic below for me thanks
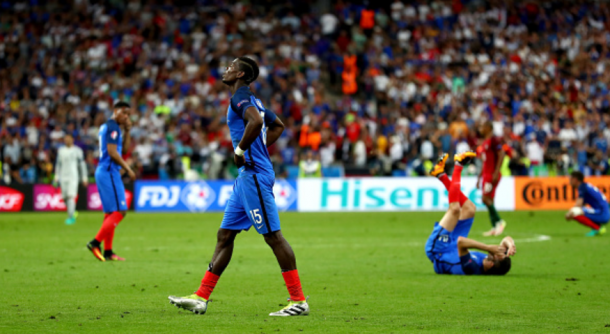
[426,152,516,275]
[565,171,608,237]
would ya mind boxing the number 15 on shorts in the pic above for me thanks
[250,209,263,228]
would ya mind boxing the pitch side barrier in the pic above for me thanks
[5,177,608,213]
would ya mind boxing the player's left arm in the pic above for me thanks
[78,148,88,186]
[566,185,585,219]
[493,140,505,184]
[122,118,132,154]
[457,236,506,257]
[264,109,284,147]
[53,149,61,186]
[234,106,264,167]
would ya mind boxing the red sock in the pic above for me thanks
[438,174,468,206]
[449,164,463,204]
[195,271,219,300]
[94,212,124,249]
[574,215,599,230]
[282,269,305,302]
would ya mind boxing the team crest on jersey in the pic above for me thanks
[110,131,118,140]
[237,99,249,107]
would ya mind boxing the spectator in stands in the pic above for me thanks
[299,151,322,178]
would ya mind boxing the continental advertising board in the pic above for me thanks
[514,176,610,210]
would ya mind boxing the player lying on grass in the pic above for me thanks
[426,152,516,275]
[168,57,308,317]
[565,171,608,237]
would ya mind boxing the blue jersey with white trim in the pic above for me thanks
[227,86,277,178]
[97,119,123,173]
[578,182,609,213]
[460,251,487,275]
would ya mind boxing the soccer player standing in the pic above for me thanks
[565,171,609,236]
[54,134,88,225]
[169,57,309,316]
[86,102,135,262]
[478,121,507,236]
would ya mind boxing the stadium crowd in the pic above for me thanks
[2,0,610,184]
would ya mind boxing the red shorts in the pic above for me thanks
[481,174,500,199]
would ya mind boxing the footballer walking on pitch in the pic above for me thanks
[54,134,88,225]
[427,152,516,275]
[87,102,135,262]
[478,121,507,236]
[565,171,609,237]
[168,57,309,316]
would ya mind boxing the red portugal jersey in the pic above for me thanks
[480,136,503,176]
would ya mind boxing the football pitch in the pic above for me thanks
[0,211,608,333]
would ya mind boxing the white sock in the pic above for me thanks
[67,198,76,219]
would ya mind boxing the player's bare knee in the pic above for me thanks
[448,203,461,216]
[120,210,127,218]
[461,201,476,217]
[263,231,284,248]
[216,229,236,247]
[482,196,492,206]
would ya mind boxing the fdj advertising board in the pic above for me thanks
[297,177,515,212]
[135,180,298,212]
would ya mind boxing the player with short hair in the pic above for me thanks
[478,121,507,236]
[168,57,309,316]
[86,102,135,262]
[54,133,88,225]
[565,171,609,236]
[427,152,516,275]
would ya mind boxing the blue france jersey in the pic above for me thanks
[579,183,609,212]
[227,86,277,178]
[97,119,123,172]
[460,251,487,275]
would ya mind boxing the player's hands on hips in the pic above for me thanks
[234,154,245,168]
[127,168,136,181]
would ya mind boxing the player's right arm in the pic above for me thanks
[500,236,516,256]
[565,185,585,220]
[457,236,506,257]
[107,143,135,180]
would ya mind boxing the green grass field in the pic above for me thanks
[0,211,608,333]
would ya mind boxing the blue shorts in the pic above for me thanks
[95,168,128,213]
[425,218,474,274]
[220,173,280,235]
[584,207,610,225]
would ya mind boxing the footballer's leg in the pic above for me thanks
[169,179,248,315]
[244,174,308,316]
[169,228,240,315]
[482,177,505,236]
[431,153,469,206]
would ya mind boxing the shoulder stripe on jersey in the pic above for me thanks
[253,175,272,233]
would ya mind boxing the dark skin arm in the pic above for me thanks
[493,149,505,184]
[235,106,264,168]
[266,117,285,147]
[122,118,132,154]
[108,143,136,180]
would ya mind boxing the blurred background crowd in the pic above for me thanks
[2,0,610,184]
